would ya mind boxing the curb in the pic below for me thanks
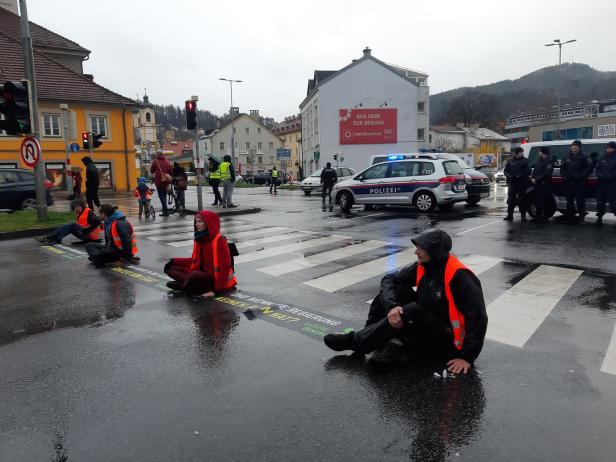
[184,207,261,217]
[0,226,60,241]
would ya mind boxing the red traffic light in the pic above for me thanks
[82,131,91,149]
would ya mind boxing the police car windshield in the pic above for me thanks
[309,169,323,177]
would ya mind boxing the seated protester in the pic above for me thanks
[85,203,138,267]
[35,199,101,245]
[323,228,488,374]
[164,210,237,298]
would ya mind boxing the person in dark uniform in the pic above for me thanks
[530,146,554,223]
[81,156,100,210]
[323,228,488,374]
[503,147,531,222]
[320,162,338,204]
[561,140,593,224]
[595,141,616,226]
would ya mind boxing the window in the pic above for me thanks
[362,163,389,180]
[257,128,261,134]
[542,126,593,141]
[389,162,413,178]
[90,115,108,138]
[245,127,250,134]
[269,141,274,149]
[417,128,425,141]
[43,113,61,137]
[443,160,463,175]
[413,162,436,176]
[418,102,425,112]
[219,142,225,150]
[0,171,20,184]
[258,156,262,164]
[145,112,151,122]
[257,142,262,149]
[233,127,237,134]
[528,142,608,168]
[245,142,251,149]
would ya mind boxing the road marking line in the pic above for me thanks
[600,323,616,376]
[325,212,384,224]
[131,217,241,232]
[238,231,317,249]
[136,224,195,236]
[258,240,389,276]
[235,235,350,264]
[454,220,501,236]
[166,226,292,247]
[305,249,416,293]
[486,265,582,348]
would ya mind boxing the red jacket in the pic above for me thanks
[171,210,236,292]
[150,154,172,187]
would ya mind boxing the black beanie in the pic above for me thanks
[571,140,582,148]
[607,141,616,150]
[411,229,452,261]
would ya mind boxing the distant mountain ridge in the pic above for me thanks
[430,63,616,128]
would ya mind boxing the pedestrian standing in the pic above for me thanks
[530,147,554,223]
[81,156,100,210]
[208,158,223,206]
[320,162,338,204]
[503,147,531,222]
[71,167,83,198]
[269,166,279,194]
[172,162,188,213]
[220,155,236,208]
[298,166,304,182]
[561,140,593,224]
[150,151,173,216]
[594,141,616,227]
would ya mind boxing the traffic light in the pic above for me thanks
[333,154,338,161]
[82,131,91,149]
[92,133,103,149]
[0,80,32,135]
[185,100,197,130]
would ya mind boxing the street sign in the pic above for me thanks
[313,150,320,161]
[20,136,41,168]
[276,148,291,160]
[69,142,80,153]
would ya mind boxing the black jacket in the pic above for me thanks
[504,157,531,184]
[596,152,616,182]
[320,167,338,186]
[561,151,593,183]
[531,156,554,184]
[379,260,488,363]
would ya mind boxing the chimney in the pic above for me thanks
[0,0,18,15]
[362,46,372,56]
[231,107,240,116]
[216,118,221,129]
[249,109,260,120]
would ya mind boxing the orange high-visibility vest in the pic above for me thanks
[110,221,138,255]
[416,254,470,350]
[76,207,102,240]
[212,233,237,291]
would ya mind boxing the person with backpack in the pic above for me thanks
[164,210,237,298]
[150,151,173,216]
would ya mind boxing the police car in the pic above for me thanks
[333,154,467,212]
[300,167,357,195]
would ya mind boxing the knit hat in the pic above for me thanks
[571,140,582,148]
[137,176,147,184]
[411,229,452,261]
[513,147,524,154]
[606,141,616,150]
[70,198,85,210]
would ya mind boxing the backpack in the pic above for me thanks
[226,238,239,271]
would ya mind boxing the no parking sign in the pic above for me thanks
[20,136,41,168]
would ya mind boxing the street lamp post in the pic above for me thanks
[219,78,242,167]
[545,38,576,140]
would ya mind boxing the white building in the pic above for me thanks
[199,110,283,175]
[300,47,429,174]
[429,125,511,166]
[132,93,158,164]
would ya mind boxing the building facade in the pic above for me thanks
[133,93,158,167]
[272,114,301,179]
[300,47,429,174]
[504,99,616,145]
[199,112,283,175]
[429,125,511,166]
[0,7,138,191]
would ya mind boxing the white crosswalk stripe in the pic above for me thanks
[235,235,350,264]
[237,231,318,249]
[601,324,616,376]
[166,226,292,248]
[486,265,582,348]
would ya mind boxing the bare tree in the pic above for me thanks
[445,90,498,128]
[431,135,462,153]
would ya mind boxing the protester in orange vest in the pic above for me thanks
[85,203,138,267]
[35,199,101,245]
[324,228,487,374]
[164,210,237,298]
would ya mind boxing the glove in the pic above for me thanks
[163,259,174,274]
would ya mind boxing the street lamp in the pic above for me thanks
[219,78,242,165]
[545,38,576,140]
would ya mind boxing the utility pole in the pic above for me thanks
[191,95,203,211]
[19,0,46,220]
[60,104,73,196]
[545,38,577,140]
[219,78,242,169]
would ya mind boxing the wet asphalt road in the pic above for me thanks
[1,184,616,461]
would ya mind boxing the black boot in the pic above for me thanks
[369,339,409,365]
[520,214,528,223]
[595,216,603,227]
[503,215,513,221]
[166,281,183,291]
[323,332,358,352]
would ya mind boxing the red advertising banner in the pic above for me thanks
[339,108,397,145]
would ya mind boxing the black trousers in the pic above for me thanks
[507,182,527,217]
[270,179,278,193]
[533,182,549,218]
[85,187,100,210]
[157,186,168,212]
[322,183,334,202]
[85,242,123,266]
[597,180,616,216]
[210,180,222,205]
[565,181,586,216]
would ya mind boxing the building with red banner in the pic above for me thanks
[299,47,429,174]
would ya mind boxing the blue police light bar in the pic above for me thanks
[388,155,403,160]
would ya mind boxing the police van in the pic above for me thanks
[333,154,467,212]
[520,138,616,217]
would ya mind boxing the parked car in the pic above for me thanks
[300,167,357,195]
[474,165,497,182]
[249,171,282,186]
[455,159,491,205]
[0,168,54,211]
[333,155,467,212]
[494,169,506,183]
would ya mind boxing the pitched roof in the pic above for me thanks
[307,70,336,94]
[0,7,89,54]
[430,125,465,134]
[0,31,135,106]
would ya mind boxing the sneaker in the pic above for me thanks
[228,204,238,208]
[323,332,357,352]
[35,236,56,245]
[369,339,409,365]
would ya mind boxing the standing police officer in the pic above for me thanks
[595,141,616,226]
[504,147,531,222]
[561,140,593,224]
[530,147,554,223]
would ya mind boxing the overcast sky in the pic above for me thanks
[27,0,616,121]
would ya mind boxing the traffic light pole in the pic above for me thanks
[191,96,203,211]
[61,104,73,196]
[19,0,47,221]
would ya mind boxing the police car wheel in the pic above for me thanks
[339,191,353,211]
[413,191,436,212]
